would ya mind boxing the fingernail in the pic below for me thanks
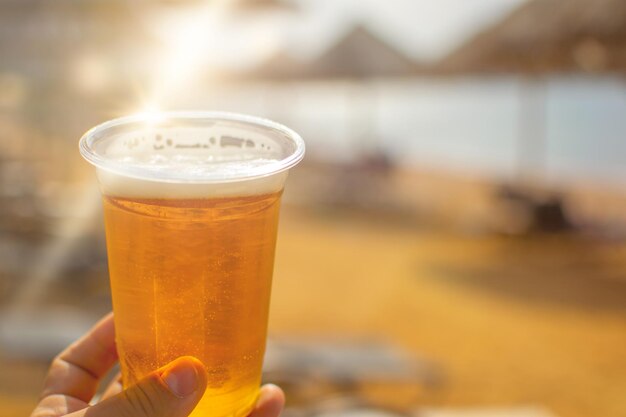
[162,359,199,398]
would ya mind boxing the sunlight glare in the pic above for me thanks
[149,2,226,105]
[134,103,164,124]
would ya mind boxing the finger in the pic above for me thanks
[100,372,123,401]
[249,384,285,417]
[41,313,118,403]
[66,356,208,417]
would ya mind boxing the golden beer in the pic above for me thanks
[79,112,304,417]
[103,192,281,416]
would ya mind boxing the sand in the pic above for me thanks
[268,207,626,417]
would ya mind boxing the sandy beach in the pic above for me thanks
[270,205,626,417]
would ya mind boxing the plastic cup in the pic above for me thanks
[79,111,304,417]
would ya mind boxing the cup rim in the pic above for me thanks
[79,111,305,184]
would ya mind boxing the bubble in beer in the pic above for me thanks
[206,366,230,389]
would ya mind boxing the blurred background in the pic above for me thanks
[0,0,625,416]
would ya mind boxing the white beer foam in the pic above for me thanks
[94,126,290,198]
[97,167,287,198]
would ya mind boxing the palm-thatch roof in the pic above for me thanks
[252,24,420,79]
[438,0,626,74]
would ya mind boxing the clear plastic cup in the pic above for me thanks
[79,112,304,417]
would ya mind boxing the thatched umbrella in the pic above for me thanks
[438,0,626,182]
[251,24,420,158]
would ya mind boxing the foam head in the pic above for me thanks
[79,112,305,198]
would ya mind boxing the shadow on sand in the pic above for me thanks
[425,233,626,314]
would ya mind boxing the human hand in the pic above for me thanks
[31,313,285,417]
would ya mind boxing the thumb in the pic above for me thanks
[73,357,208,417]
